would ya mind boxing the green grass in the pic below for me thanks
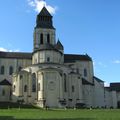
[0,109,120,120]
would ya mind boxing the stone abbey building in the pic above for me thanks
[0,7,120,108]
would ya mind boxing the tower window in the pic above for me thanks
[40,33,43,44]
[47,34,50,43]
[9,66,13,75]
[84,68,87,77]
[0,66,5,75]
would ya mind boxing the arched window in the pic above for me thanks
[64,74,67,92]
[38,83,40,91]
[32,73,36,92]
[84,68,87,77]
[9,66,13,75]
[72,85,75,92]
[0,66,5,75]
[24,85,27,92]
[13,85,16,92]
[40,33,43,44]
[47,34,50,44]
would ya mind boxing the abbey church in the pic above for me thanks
[0,7,120,108]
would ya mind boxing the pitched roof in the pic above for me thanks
[0,52,92,63]
[64,54,92,63]
[110,83,120,91]
[0,79,12,86]
[93,76,104,83]
[0,51,32,59]
[82,78,94,86]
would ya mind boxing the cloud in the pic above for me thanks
[0,47,20,52]
[104,82,110,87]
[27,0,57,14]
[113,60,120,64]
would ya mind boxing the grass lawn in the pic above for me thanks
[0,108,120,120]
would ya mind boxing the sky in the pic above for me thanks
[0,0,120,85]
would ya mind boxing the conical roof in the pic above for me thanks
[56,40,64,50]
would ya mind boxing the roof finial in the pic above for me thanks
[43,0,46,7]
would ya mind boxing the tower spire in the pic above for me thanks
[36,7,54,29]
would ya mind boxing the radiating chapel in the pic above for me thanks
[0,7,120,108]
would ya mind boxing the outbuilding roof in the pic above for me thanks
[110,83,120,91]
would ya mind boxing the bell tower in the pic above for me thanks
[32,7,64,65]
[33,7,56,51]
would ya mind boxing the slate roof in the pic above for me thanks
[38,7,52,17]
[36,7,54,29]
[0,51,32,59]
[0,51,93,63]
[0,79,12,86]
[110,83,120,92]
[64,54,92,63]
[82,78,94,86]
[93,76,104,83]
